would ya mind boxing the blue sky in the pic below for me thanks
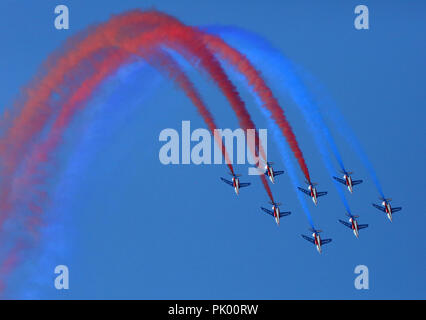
[0,0,425,299]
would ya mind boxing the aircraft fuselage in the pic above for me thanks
[273,205,280,225]
[232,177,240,195]
[350,218,359,238]
[344,174,353,193]
[266,165,274,183]
[382,201,393,221]
[308,185,318,205]
[313,233,322,253]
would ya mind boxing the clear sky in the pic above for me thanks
[0,0,425,299]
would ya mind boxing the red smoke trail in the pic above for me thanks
[202,34,311,182]
[146,49,235,175]
[0,51,129,293]
[0,10,263,171]
[0,47,133,214]
[114,11,272,199]
[8,50,129,226]
[1,10,276,216]
[0,13,166,200]
[0,241,26,294]
[0,11,284,287]
[0,12,276,215]
[122,22,267,162]
[24,28,273,203]
[17,47,275,215]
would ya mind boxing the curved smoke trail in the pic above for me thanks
[14,14,275,207]
[0,10,268,226]
[301,71,385,199]
[16,61,162,299]
[204,25,384,200]
[201,34,311,183]
[104,10,312,197]
[0,10,286,290]
[199,32,316,227]
[146,48,236,176]
[0,11,282,215]
[203,25,357,214]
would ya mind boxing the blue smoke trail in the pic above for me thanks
[267,112,316,228]
[202,26,353,216]
[192,41,317,228]
[18,60,162,298]
[202,25,384,199]
[300,71,385,199]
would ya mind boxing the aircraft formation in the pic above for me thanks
[221,162,402,254]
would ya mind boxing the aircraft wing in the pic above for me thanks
[392,207,402,213]
[239,182,251,188]
[333,176,346,185]
[301,235,315,244]
[273,170,284,176]
[352,179,363,186]
[317,191,328,197]
[279,211,291,218]
[372,203,386,212]
[298,187,310,196]
[358,224,368,230]
[338,219,352,229]
[321,239,332,245]
[261,207,274,216]
[220,177,233,186]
